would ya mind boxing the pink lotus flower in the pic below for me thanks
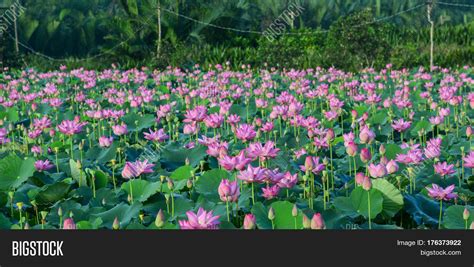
[121,160,155,179]
[434,162,456,177]
[179,208,220,230]
[63,218,76,230]
[237,165,266,183]
[310,213,325,229]
[360,148,371,163]
[218,179,240,202]
[385,160,399,174]
[262,184,281,200]
[359,126,375,144]
[345,141,358,157]
[34,160,54,172]
[144,129,169,142]
[58,119,87,136]
[368,163,387,178]
[243,214,256,229]
[463,151,474,168]
[391,118,411,132]
[235,124,256,142]
[204,113,224,128]
[183,106,207,123]
[396,147,424,165]
[426,184,457,201]
[112,123,128,136]
[277,172,298,189]
[423,137,441,159]
[300,156,325,174]
[33,116,52,130]
[246,141,280,161]
[98,136,113,148]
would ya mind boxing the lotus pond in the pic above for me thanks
[0,65,473,230]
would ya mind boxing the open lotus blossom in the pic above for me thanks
[99,136,113,147]
[262,184,281,200]
[144,128,169,142]
[424,138,442,159]
[368,163,387,178]
[391,118,411,132]
[237,165,266,183]
[112,123,128,136]
[121,160,155,179]
[463,151,474,168]
[235,123,256,142]
[434,162,456,177]
[426,184,457,201]
[178,208,220,230]
[300,156,325,174]
[246,141,280,161]
[34,160,55,172]
[58,118,87,135]
[218,179,240,202]
[277,172,298,189]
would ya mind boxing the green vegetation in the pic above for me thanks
[0,0,473,70]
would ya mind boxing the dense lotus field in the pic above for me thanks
[0,65,473,230]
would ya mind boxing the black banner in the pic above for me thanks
[0,230,472,267]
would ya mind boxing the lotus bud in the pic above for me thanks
[268,207,275,221]
[302,214,311,229]
[463,207,470,221]
[379,144,386,155]
[185,158,190,165]
[355,173,366,186]
[351,110,358,119]
[160,175,166,183]
[24,222,30,230]
[470,222,474,230]
[167,179,174,190]
[362,177,372,191]
[467,126,472,138]
[69,211,74,218]
[292,204,298,217]
[310,213,325,230]
[186,179,193,189]
[360,148,371,163]
[326,128,335,142]
[63,218,76,230]
[139,213,145,222]
[8,191,14,199]
[112,217,120,230]
[155,209,165,228]
[243,214,256,230]
[304,156,313,171]
[322,157,329,166]
[17,202,23,210]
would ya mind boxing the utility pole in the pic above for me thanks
[157,0,161,59]
[427,0,435,71]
